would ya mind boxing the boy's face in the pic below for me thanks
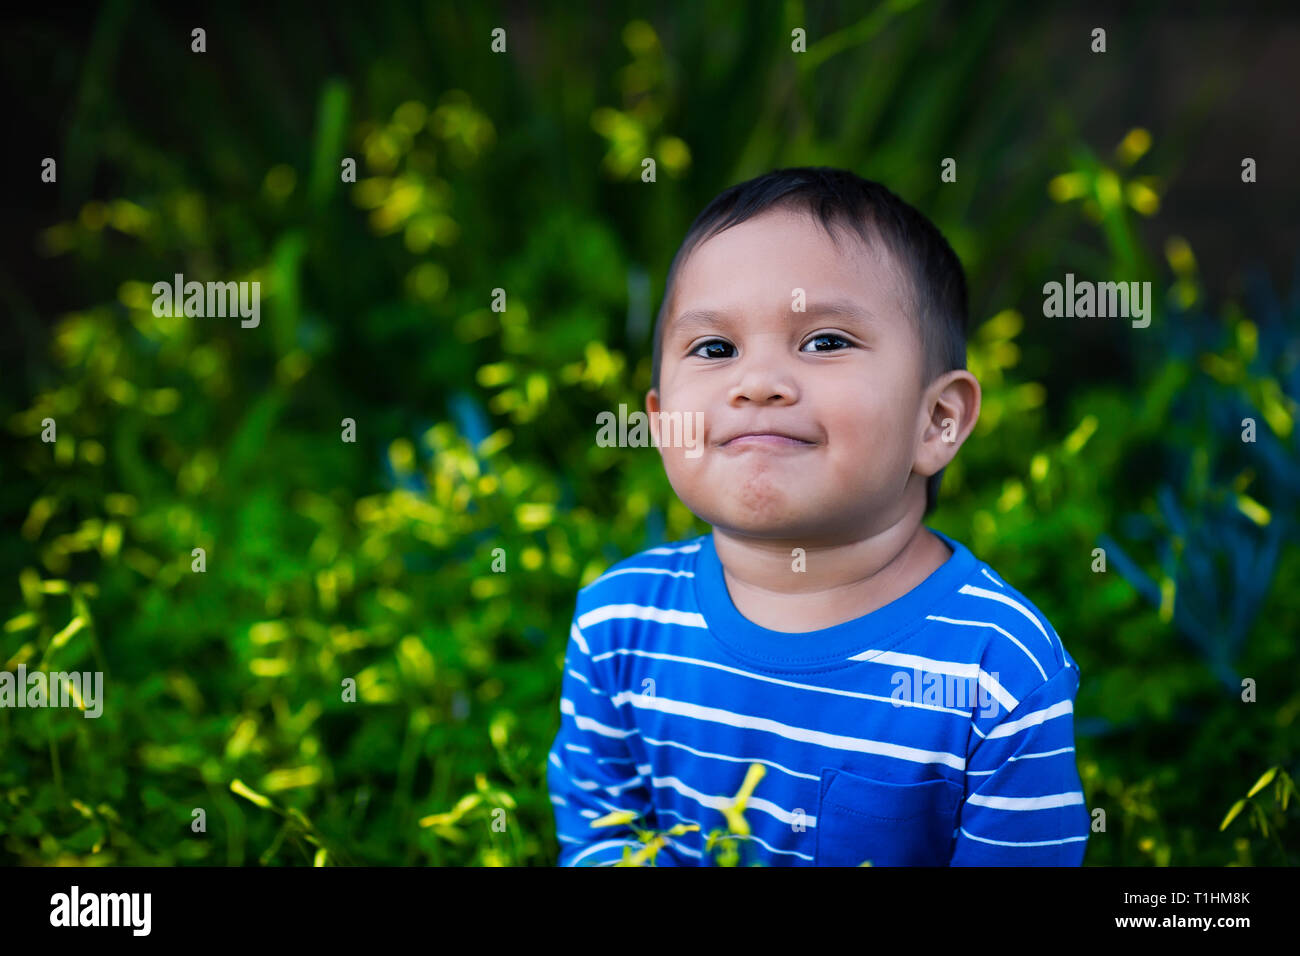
[647,207,949,542]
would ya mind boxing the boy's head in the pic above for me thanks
[646,166,979,541]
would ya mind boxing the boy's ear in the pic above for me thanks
[916,371,981,478]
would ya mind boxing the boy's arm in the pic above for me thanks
[547,616,661,866]
[950,664,1090,866]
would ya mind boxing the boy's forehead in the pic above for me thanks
[666,216,910,336]
[671,295,876,334]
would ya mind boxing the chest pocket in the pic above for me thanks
[814,768,961,867]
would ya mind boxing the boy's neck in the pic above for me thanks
[711,519,953,634]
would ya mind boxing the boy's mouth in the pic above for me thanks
[719,430,817,449]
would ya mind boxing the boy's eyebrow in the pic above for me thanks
[670,297,875,335]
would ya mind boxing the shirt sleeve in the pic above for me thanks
[546,612,662,866]
[950,664,1090,866]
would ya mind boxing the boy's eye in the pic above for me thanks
[690,338,735,359]
[801,333,851,352]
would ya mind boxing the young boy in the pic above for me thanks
[547,167,1089,866]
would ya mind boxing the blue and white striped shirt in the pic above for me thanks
[547,529,1090,866]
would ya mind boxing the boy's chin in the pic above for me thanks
[701,503,832,541]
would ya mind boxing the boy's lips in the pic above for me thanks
[718,430,817,448]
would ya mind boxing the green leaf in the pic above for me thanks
[308,80,351,209]
[63,821,105,852]
[1219,798,1246,831]
[1246,766,1277,799]
[1250,803,1268,838]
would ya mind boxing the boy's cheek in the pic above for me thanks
[659,449,707,503]
[658,443,691,475]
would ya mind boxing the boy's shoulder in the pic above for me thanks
[938,532,1080,706]
[578,534,706,591]
[573,533,707,613]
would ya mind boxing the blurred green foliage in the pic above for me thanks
[2,2,1297,866]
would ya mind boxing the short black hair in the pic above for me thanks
[649,166,968,518]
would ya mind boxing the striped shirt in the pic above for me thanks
[547,528,1090,866]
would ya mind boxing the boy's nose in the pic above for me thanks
[726,363,799,405]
